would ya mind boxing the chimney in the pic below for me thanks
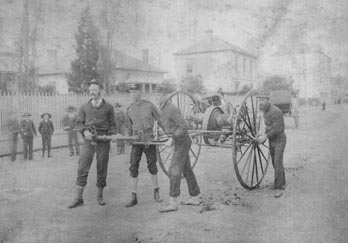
[206,29,213,40]
[142,49,149,64]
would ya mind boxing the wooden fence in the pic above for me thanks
[0,92,161,136]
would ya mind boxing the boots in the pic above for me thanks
[97,187,106,206]
[125,192,138,207]
[48,149,52,157]
[159,197,178,213]
[154,188,163,203]
[42,149,45,158]
[181,196,201,206]
[68,186,84,208]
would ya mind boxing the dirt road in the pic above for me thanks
[1,104,348,243]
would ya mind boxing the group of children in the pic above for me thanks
[5,106,79,161]
[5,103,126,161]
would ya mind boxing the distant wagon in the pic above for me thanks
[269,90,299,128]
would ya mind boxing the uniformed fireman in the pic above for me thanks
[124,84,162,207]
[68,80,117,208]
[256,90,286,198]
[158,95,201,213]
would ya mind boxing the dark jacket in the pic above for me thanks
[114,108,125,134]
[263,103,285,140]
[62,114,77,130]
[160,102,188,140]
[125,99,160,137]
[38,120,54,135]
[20,120,37,138]
[5,118,20,135]
[76,99,117,134]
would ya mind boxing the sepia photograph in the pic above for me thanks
[0,0,347,242]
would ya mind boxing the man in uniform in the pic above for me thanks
[68,80,117,208]
[124,84,162,207]
[158,95,201,212]
[256,90,286,198]
[62,106,80,156]
[20,112,37,160]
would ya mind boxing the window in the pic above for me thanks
[0,17,3,41]
[243,58,246,75]
[235,56,238,74]
[47,49,57,64]
[186,58,193,73]
[249,60,253,76]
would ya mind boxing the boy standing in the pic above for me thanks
[38,113,54,158]
[20,113,37,160]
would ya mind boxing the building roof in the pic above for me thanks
[113,50,167,73]
[116,72,164,85]
[174,37,257,57]
[37,64,67,76]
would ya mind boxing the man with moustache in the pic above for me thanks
[124,84,162,207]
[256,90,286,198]
[68,79,117,208]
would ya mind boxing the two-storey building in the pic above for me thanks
[174,30,258,93]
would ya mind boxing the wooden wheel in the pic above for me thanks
[232,90,271,190]
[156,91,202,177]
[202,106,223,146]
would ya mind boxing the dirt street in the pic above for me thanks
[1,104,348,243]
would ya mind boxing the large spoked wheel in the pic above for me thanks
[202,106,223,146]
[232,90,271,190]
[156,91,202,177]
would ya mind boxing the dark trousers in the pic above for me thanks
[76,140,110,188]
[129,145,158,178]
[270,133,287,189]
[68,130,80,154]
[9,133,18,161]
[117,140,125,154]
[41,133,52,152]
[116,124,125,154]
[169,136,200,198]
[23,136,34,160]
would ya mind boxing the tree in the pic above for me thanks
[17,0,43,92]
[68,7,100,93]
[262,75,291,91]
[181,75,205,94]
[98,0,123,93]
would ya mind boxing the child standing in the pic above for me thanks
[38,113,54,158]
[20,112,37,160]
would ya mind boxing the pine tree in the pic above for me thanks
[68,7,100,93]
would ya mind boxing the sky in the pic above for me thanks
[1,0,348,77]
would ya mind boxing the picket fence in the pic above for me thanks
[0,92,161,136]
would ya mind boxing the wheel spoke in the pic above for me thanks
[245,148,253,185]
[190,146,198,159]
[257,146,268,163]
[237,143,252,164]
[163,146,174,164]
[261,144,269,149]
[251,95,256,132]
[244,104,255,136]
[239,106,255,137]
[253,147,259,183]
[256,146,264,174]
